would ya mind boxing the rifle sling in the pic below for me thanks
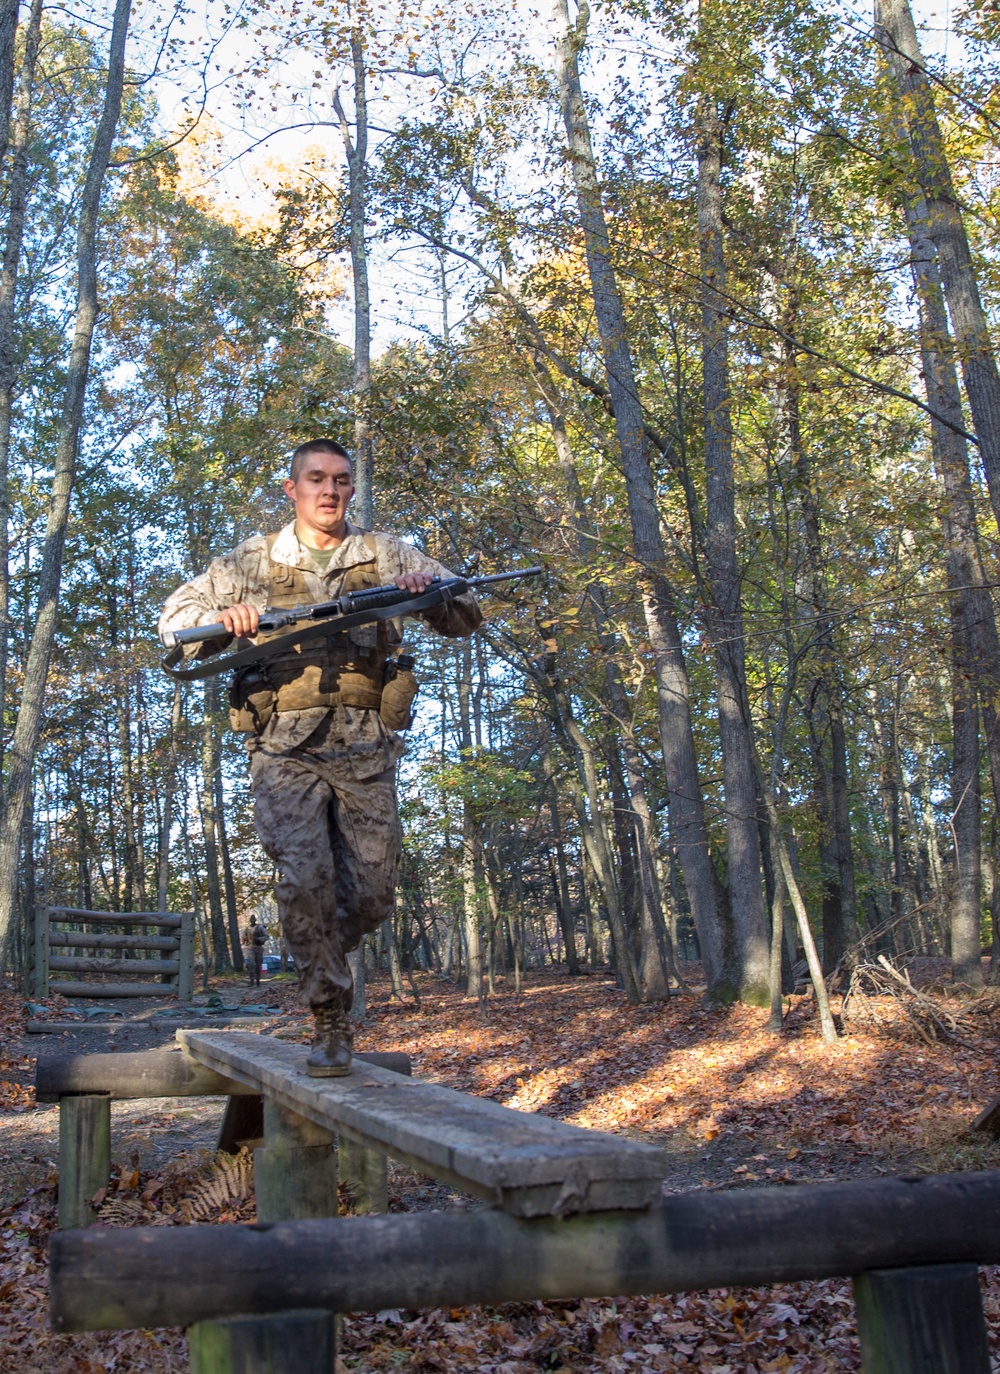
[160,584,456,683]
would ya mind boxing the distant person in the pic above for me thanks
[160,439,482,1075]
[242,913,268,987]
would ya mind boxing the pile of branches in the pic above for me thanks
[842,955,978,1047]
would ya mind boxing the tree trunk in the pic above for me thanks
[157,685,182,912]
[0,0,131,961]
[950,600,983,985]
[778,329,859,971]
[0,0,41,770]
[0,0,20,172]
[384,910,405,1000]
[768,866,786,1032]
[115,693,138,912]
[876,0,1000,532]
[215,764,243,973]
[759,783,838,1046]
[695,93,769,1004]
[458,640,483,1002]
[534,359,672,994]
[550,0,726,995]
[899,182,988,985]
[18,782,34,989]
[199,682,231,974]
[543,750,579,973]
[544,674,640,1000]
[334,8,372,526]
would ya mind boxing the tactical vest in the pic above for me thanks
[260,531,388,713]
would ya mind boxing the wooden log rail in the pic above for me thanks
[50,1172,999,1373]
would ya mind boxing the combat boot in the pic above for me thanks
[306,1001,353,1078]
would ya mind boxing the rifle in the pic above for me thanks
[160,566,542,682]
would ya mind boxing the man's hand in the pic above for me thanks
[394,572,434,595]
[218,603,260,637]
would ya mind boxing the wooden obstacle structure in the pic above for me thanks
[41,1032,998,1374]
[34,906,195,1001]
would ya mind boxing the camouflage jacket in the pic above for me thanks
[159,520,482,760]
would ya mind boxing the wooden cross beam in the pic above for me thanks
[48,1170,1000,1333]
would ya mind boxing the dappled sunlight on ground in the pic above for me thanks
[357,970,1000,1175]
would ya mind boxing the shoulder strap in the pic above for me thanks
[362,531,378,559]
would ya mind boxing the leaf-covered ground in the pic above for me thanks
[1,966,999,1372]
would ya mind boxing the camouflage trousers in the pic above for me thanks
[249,748,402,1010]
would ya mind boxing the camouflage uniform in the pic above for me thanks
[159,519,481,1010]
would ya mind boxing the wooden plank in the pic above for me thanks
[48,980,180,998]
[58,1095,111,1230]
[48,908,185,929]
[177,912,195,1003]
[35,1047,412,1102]
[49,956,180,976]
[50,932,180,952]
[178,1031,664,1217]
[48,1170,1000,1332]
[28,1021,138,1034]
[189,1309,335,1374]
[854,1264,990,1373]
[34,905,49,998]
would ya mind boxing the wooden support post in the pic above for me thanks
[218,1096,264,1154]
[853,1264,990,1374]
[189,1308,335,1374]
[58,1094,111,1230]
[177,912,195,1003]
[253,1100,338,1223]
[33,905,49,999]
[339,1130,388,1214]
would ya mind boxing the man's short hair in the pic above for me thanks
[290,439,351,483]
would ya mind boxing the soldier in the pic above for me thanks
[242,912,268,987]
[159,439,482,1075]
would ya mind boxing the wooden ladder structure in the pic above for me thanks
[34,906,195,1001]
[43,1031,999,1374]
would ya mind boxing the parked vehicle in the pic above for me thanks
[260,953,294,973]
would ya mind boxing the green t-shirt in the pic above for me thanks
[298,539,334,572]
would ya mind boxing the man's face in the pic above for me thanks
[283,451,354,536]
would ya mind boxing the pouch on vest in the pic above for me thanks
[380,654,419,731]
[229,664,276,734]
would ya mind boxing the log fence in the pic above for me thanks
[34,906,195,1001]
[39,1034,998,1374]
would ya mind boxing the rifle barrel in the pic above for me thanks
[468,566,543,588]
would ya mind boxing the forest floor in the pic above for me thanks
[0,962,999,1371]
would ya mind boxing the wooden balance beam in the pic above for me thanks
[50,1172,999,1373]
[176,1029,666,1218]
